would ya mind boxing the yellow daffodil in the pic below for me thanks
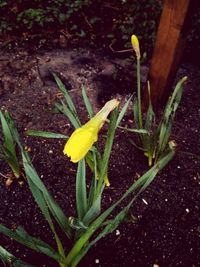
[64,99,119,163]
[131,34,140,59]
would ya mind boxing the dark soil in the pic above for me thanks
[0,45,200,267]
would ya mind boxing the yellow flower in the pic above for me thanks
[64,99,119,163]
[131,34,140,59]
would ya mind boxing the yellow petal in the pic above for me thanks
[64,127,97,163]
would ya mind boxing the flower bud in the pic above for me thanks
[131,34,140,59]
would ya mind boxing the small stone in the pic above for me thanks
[5,177,13,187]
[142,198,148,205]
[186,208,190,213]
[49,150,53,154]
[95,259,100,264]
[18,180,24,186]
[116,229,120,236]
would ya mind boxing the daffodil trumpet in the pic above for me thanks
[63,99,119,164]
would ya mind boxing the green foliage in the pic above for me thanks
[109,0,162,56]
[0,111,21,178]
[0,0,91,34]
[0,105,174,266]
[17,9,46,29]
[0,0,161,55]
[0,0,199,61]
[0,245,35,267]
[5,72,175,266]
[123,36,187,166]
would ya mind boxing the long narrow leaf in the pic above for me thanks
[116,95,132,128]
[71,206,130,267]
[0,245,35,267]
[118,126,148,134]
[0,111,15,156]
[53,73,77,115]
[76,159,87,220]
[144,81,155,131]
[0,111,20,178]
[81,86,94,118]
[4,112,23,151]
[66,149,175,265]
[96,109,118,195]
[56,102,81,129]
[26,130,68,139]
[25,170,66,260]
[0,225,60,261]
[6,116,72,239]
[158,77,187,153]
[87,150,98,207]
[1,146,20,178]
[22,152,72,239]
[82,193,101,226]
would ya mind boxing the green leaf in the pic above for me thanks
[0,145,20,178]
[70,206,131,267]
[22,152,72,239]
[56,102,81,129]
[0,245,35,267]
[76,159,87,220]
[96,109,118,195]
[0,111,15,155]
[72,150,173,267]
[87,150,98,207]
[144,81,155,131]
[116,95,132,127]
[81,85,94,118]
[26,130,68,139]
[118,126,148,134]
[68,217,88,230]
[0,225,60,261]
[158,76,187,153]
[22,153,67,260]
[0,111,20,178]
[3,113,24,165]
[53,73,77,115]
[82,193,101,226]
[66,149,175,266]
[25,169,66,259]
[4,114,71,240]
[128,138,145,151]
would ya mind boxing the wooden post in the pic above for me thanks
[143,0,196,109]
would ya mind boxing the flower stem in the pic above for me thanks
[137,57,143,129]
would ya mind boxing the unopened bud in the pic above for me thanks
[131,35,140,59]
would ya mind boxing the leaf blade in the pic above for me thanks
[116,95,132,128]
[26,130,68,139]
[82,85,94,118]
[76,159,87,220]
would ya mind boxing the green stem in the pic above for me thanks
[137,57,143,129]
